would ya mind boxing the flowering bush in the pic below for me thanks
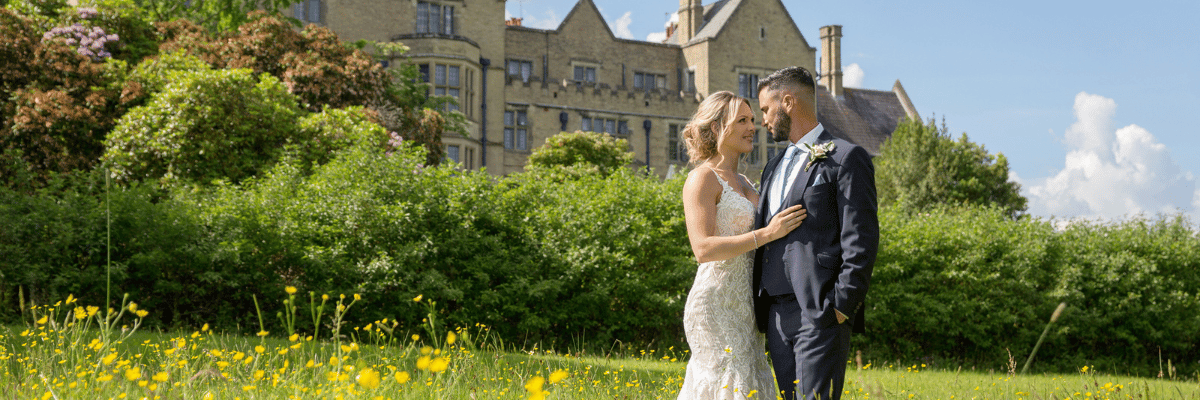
[41,19,119,60]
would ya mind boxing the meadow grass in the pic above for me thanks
[2,292,1198,399]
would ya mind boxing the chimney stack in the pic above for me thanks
[678,0,703,43]
[820,25,843,98]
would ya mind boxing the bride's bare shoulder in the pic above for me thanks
[682,166,721,199]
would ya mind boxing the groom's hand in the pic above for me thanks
[835,309,848,324]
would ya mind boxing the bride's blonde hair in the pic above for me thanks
[683,91,749,164]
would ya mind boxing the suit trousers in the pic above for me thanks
[766,295,851,400]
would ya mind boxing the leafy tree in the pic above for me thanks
[102,68,304,186]
[93,0,302,33]
[527,130,635,178]
[156,12,456,164]
[875,117,1027,218]
[0,7,149,185]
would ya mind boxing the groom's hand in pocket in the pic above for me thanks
[764,204,806,241]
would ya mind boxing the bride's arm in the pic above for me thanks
[683,169,806,263]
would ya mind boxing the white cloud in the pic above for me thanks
[612,11,634,39]
[843,63,864,88]
[517,9,560,30]
[645,12,677,43]
[1025,92,1196,220]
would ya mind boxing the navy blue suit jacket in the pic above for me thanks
[752,130,879,334]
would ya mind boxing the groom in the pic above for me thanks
[752,66,879,400]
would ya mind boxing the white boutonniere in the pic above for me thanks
[803,141,836,171]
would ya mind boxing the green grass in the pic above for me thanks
[844,363,1200,400]
[5,321,1199,400]
[3,293,1197,399]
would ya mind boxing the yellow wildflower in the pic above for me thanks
[125,367,141,381]
[416,356,431,371]
[135,310,148,318]
[413,294,423,302]
[395,371,410,384]
[446,331,457,345]
[254,346,265,354]
[525,376,545,393]
[429,357,449,373]
[356,368,381,389]
[285,286,297,295]
[152,372,168,382]
[550,369,568,384]
[102,353,118,365]
[127,302,138,312]
[36,315,47,325]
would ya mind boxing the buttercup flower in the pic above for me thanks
[356,368,381,389]
[549,369,568,384]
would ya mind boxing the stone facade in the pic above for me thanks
[301,0,917,178]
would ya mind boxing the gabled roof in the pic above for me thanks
[671,0,810,48]
[555,0,616,39]
[817,84,917,156]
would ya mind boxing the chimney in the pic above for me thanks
[820,25,843,98]
[506,17,523,27]
[677,0,703,43]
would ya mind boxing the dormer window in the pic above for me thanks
[416,1,455,35]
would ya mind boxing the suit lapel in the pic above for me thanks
[786,131,834,204]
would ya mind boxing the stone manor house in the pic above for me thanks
[291,0,919,177]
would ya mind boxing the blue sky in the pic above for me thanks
[505,0,1200,222]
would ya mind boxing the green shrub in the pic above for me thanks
[501,167,693,346]
[527,130,635,178]
[102,68,302,186]
[862,206,1200,375]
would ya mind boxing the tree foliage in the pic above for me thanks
[96,0,302,33]
[527,130,635,178]
[875,117,1027,217]
[0,6,150,184]
[155,12,454,164]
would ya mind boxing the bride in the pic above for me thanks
[677,91,807,399]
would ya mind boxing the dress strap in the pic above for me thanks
[710,169,733,191]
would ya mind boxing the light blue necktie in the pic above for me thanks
[770,145,800,216]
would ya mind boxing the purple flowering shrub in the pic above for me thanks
[40,8,120,60]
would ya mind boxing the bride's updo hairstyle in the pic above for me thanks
[683,91,749,164]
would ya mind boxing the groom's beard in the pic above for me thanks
[769,109,791,142]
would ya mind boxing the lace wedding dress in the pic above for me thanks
[678,173,777,400]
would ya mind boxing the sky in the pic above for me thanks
[504,0,1200,223]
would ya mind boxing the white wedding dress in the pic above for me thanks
[678,173,777,400]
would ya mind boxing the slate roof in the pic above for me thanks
[816,85,915,156]
[670,0,808,47]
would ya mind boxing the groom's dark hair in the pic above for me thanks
[757,66,816,97]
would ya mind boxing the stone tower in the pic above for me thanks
[820,25,843,98]
[677,0,703,43]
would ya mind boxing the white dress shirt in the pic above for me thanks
[768,123,825,216]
